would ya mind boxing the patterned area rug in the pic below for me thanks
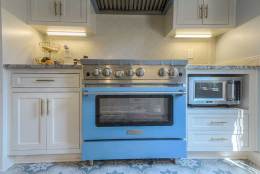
[6,159,260,174]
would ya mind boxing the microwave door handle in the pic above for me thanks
[226,81,235,101]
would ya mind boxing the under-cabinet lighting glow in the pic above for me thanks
[47,31,87,37]
[175,34,212,38]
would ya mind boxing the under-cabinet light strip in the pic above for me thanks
[175,34,212,38]
[47,31,87,37]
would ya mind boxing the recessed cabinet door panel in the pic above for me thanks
[60,0,87,23]
[11,93,46,151]
[177,0,203,25]
[30,0,60,22]
[203,0,230,25]
[47,93,80,150]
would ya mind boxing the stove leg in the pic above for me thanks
[171,159,176,164]
[89,160,94,166]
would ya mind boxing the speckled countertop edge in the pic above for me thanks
[3,64,260,70]
[186,65,260,70]
[4,64,82,69]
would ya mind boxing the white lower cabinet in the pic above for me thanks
[47,93,80,150]
[188,108,250,152]
[11,93,47,151]
[10,92,80,155]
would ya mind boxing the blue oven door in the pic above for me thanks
[82,86,186,140]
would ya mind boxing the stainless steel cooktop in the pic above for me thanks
[81,59,187,85]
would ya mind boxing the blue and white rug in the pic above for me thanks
[6,159,260,174]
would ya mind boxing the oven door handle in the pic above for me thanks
[83,91,187,95]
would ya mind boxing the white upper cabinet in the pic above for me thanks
[176,0,235,26]
[177,0,203,25]
[165,0,236,36]
[60,0,87,23]
[30,0,60,22]
[28,0,91,25]
[203,0,230,25]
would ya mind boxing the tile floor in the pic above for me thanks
[5,159,260,174]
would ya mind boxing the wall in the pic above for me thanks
[237,0,260,26]
[49,15,216,65]
[0,0,43,170]
[0,0,3,171]
[215,0,260,65]
[1,0,43,64]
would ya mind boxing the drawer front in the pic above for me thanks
[188,115,248,133]
[12,74,80,88]
[188,133,249,151]
[83,140,187,160]
[188,109,248,115]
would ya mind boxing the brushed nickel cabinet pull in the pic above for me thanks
[35,79,55,82]
[198,5,203,19]
[210,137,227,141]
[210,121,228,125]
[47,99,50,116]
[204,4,208,18]
[54,1,58,16]
[40,99,44,116]
[59,1,62,16]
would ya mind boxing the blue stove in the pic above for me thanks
[81,59,187,162]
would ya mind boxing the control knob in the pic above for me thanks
[93,68,101,76]
[126,69,135,77]
[159,68,168,77]
[169,67,178,77]
[136,68,145,77]
[102,68,112,77]
[115,70,125,78]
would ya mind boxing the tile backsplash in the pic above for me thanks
[47,15,216,65]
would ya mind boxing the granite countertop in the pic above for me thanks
[187,65,260,70]
[3,64,259,70]
[4,64,82,69]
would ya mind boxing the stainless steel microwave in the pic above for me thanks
[188,76,242,106]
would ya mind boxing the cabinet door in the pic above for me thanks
[177,0,203,25]
[30,0,60,22]
[60,0,87,23]
[11,93,46,151]
[203,0,230,25]
[47,93,80,150]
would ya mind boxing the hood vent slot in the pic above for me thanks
[91,0,172,15]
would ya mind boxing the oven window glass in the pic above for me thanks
[195,82,223,99]
[96,95,173,127]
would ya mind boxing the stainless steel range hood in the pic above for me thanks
[91,0,172,15]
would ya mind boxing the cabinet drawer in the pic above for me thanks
[12,74,80,88]
[188,115,248,133]
[188,133,249,151]
[188,108,248,115]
